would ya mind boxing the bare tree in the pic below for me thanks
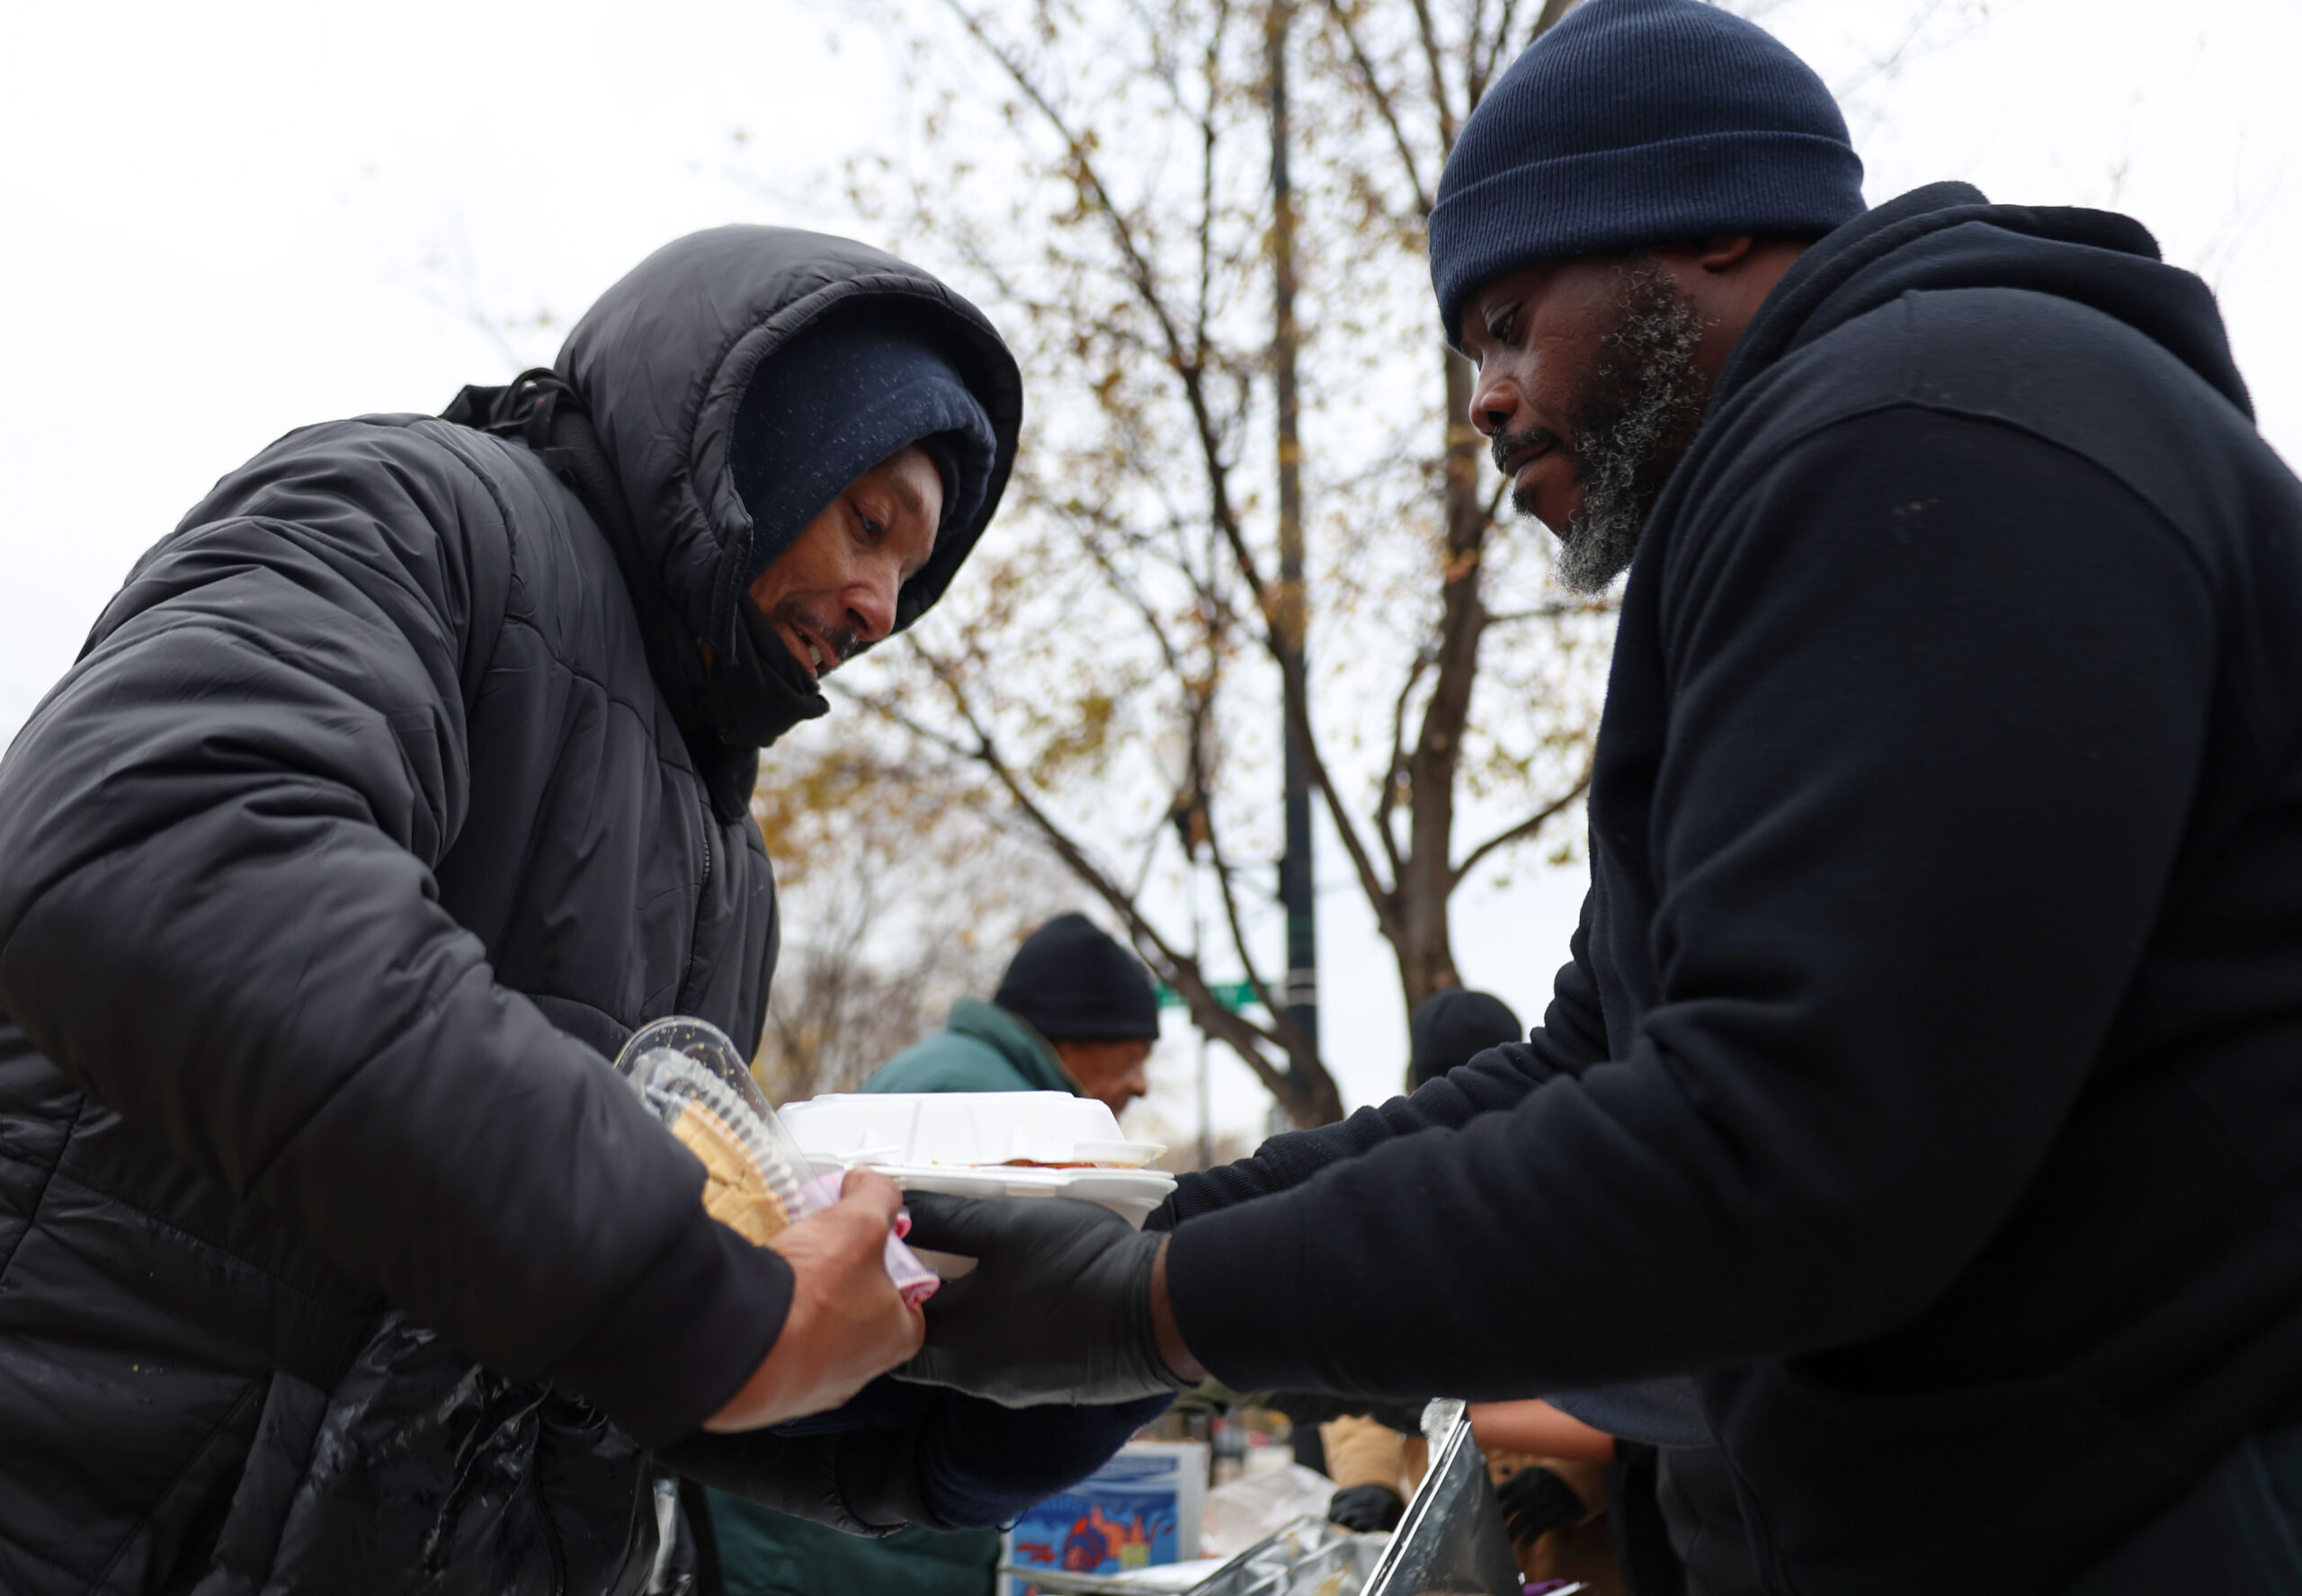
[387,0,1993,1136]
[750,742,1076,1101]
[794,0,1609,1128]
[737,0,1994,1128]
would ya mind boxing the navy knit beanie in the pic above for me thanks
[1408,988,1523,1091]
[729,299,997,585]
[1428,0,1866,343]
[995,914,1162,1043]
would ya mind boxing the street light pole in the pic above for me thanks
[1268,0,1317,1086]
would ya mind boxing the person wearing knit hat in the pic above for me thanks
[1428,0,1865,595]
[0,223,1034,1589]
[700,293,1003,754]
[893,1,2302,1589]
[862,914,1160,1116]
[997,914,1163,1045]
[1405,987,1525,1092]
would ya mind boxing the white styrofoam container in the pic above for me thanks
[781,1092,1167,1170]
[874,1163,1178,1229]
[780,1092,1178,1260]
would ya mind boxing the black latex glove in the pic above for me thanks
[1327,1482,1406,1532]
[898,1193,1188,1407]
[1496,1465,1584,1545]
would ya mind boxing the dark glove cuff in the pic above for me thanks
[837,1423,952,1533]
[1328,1483,1405,1531]
[1499,1465,1584,1542]
[1125,1229,1193,1402]
[659,1429,901,1539]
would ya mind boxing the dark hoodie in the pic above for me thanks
[1158,184,2302,1590]
[0,227,1016,1592]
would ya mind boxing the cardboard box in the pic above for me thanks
[1004,1440,1209,1594]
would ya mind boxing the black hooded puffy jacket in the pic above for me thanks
[0,227,1019,1594]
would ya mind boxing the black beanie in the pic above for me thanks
[995,914,1162,1043]
[1427,0,1866,344]
[1408,989,1524,1091]
[728,299,998,588]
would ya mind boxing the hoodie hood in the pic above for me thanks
[1719,181,2251,421]
[556,226,1023,656]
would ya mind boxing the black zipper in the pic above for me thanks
[674,788,714,1013]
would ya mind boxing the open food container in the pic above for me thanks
[614,1019,939,1304]
[998,1404,1535,1596]
[780,1092,1180,1269]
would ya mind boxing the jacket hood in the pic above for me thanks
[556,226,1023,653]
[1719,181,2251,420]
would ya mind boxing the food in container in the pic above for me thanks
[780,1092,1181,1254]
[673,1095,790,1245]
[615,1018,938,1305]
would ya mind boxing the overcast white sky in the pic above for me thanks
[4,0,2297,1145]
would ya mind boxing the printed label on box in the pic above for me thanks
[1005,1441,1206,1594]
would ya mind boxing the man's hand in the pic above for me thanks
[898,1193,1198,1406]
[705,1168,923,1432]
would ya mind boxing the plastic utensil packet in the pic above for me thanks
[795,1170,941,1307]
[614,1017,936,1306]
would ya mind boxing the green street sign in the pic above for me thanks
[1155,981,1264,1012]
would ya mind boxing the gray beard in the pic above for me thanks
[1533,263,1713,595]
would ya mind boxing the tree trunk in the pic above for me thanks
[1392,346,1489,1015]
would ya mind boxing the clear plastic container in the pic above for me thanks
[614,1017,938,1306]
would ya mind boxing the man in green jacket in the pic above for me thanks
[709,914,1161,1593]
[868,913,1159,1112]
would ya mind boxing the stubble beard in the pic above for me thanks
[1515,261,1715,595]
[768,595,858,674]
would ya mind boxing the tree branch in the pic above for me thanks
[1483,598,1617,625]
[1451,765,1593,888]
[1375,640,1438,874]
[1407,0,1459,156]
[886,642,1323,1112]
[1317,0,1433,216]
[940,0,1271,621]
[1197,0,1231,351]
[1281,656,1405,945]
[1470,0,1520,108]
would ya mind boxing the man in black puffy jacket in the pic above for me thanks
[892,4,2302,1592]
[0,227,1046,1592]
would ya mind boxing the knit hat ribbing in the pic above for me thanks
[1429,0,1866,344]
[1408,989,1524,1091]
[729,298,997,586]
[994,914,1163,1043]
